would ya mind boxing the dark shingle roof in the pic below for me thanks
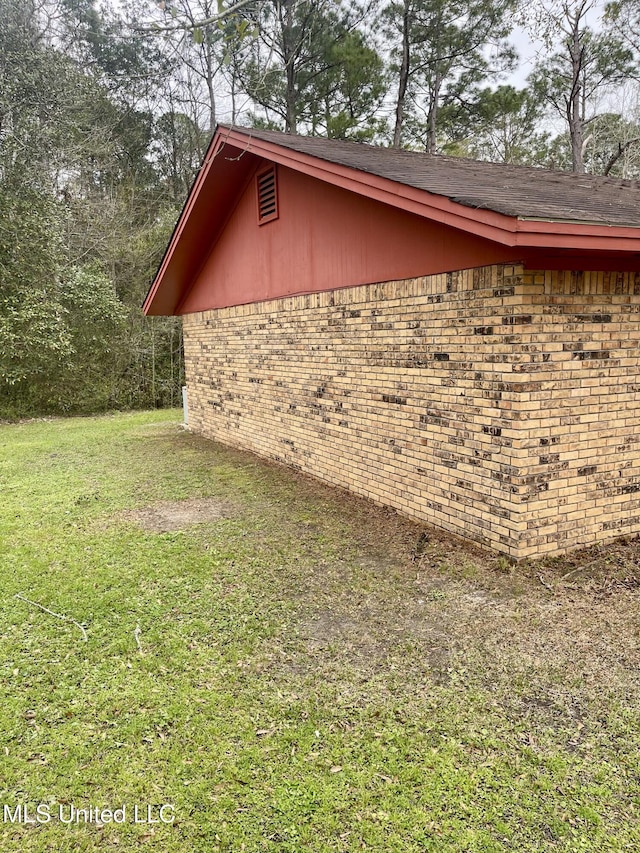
[225,125,640,228]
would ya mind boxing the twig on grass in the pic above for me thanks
[14,593,88,642]
[537,574,554,592]
[134,623,143,654]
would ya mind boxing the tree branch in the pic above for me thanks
[136,0,257,34]
[604,136,640,176]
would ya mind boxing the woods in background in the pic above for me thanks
[1,0,639,418]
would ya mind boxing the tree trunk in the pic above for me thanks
[285,62,297,133]
[425,70,443,154]
[392,1,411,148]
[204,35,216,133]
[230,64,237,125]
[279,0,297,133]
[567,8,585,172]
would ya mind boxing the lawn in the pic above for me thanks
[1,410,639,852]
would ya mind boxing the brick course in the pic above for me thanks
[182,263,640,559]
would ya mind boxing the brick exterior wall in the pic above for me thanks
[182,263,640,559]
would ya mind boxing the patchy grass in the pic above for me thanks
[1,410,639,852]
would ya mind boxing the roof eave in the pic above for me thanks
[216,127,640,253]
[143,125,640,316]
[215,127,519,245]
[514,218,640,252]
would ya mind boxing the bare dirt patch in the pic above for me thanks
[266,487,640,697]
[122,498,235,532]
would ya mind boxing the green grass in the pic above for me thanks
[1,410,639,851]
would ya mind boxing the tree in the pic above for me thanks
[383,0,517,151]
[605,0,640,58]
[0,0,75,392]
[440,84,553,164]
[558,111,640,175]
[153,108,208,204]
[530,0,635,172]
[0,185,70,392]
[149,0,227,133]
[305,27,388,140]
[0,0,185,417]
[234,0,384,136]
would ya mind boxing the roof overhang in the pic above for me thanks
[144,125,640,316]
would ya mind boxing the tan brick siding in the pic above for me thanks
[182,264,640,559]
[515,269,640,556]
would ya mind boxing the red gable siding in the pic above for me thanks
[177,164,523,314]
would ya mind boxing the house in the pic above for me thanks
[144,124,640,559]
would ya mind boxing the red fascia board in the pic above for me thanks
[220,128,640,252]
[512,220,640,253]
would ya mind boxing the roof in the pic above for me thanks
[144,124,640,316]
[221,125,640,228]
